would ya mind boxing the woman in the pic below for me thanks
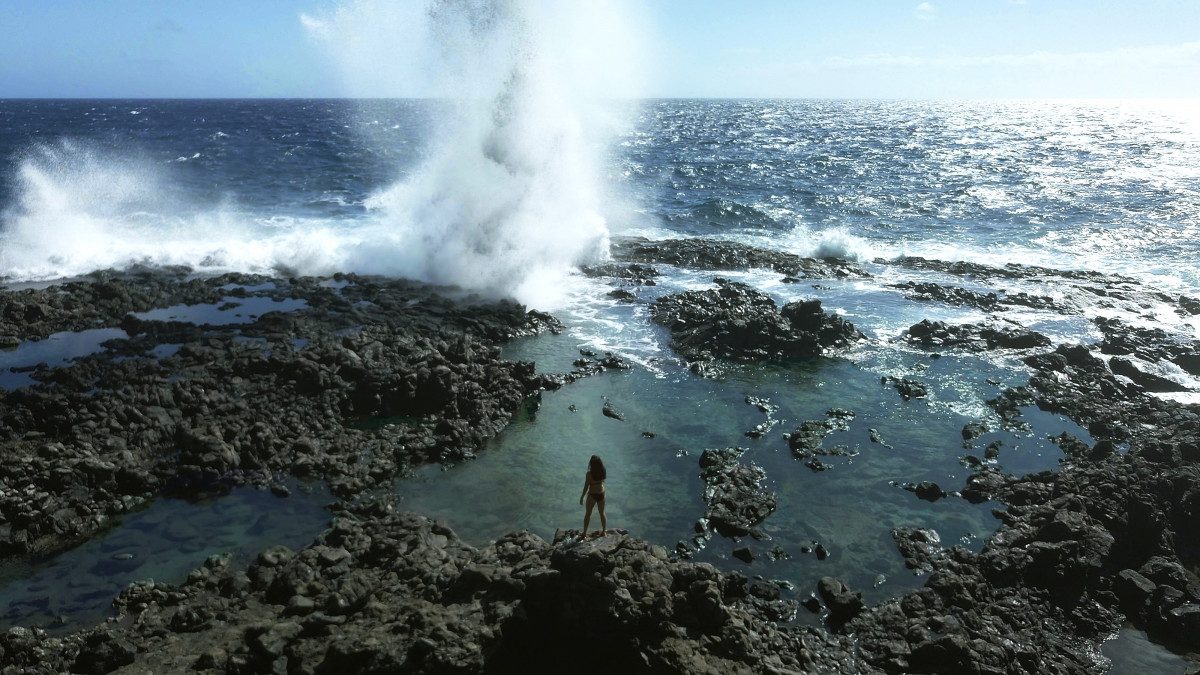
[579,454,607,538]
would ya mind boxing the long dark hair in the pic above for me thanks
[588,454,606,481]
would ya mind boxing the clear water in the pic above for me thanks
[132,295,308,325]
[0,482,330,633]
[400,330,1092,619]
[0,327,127,388]
[1102,627,1200,674]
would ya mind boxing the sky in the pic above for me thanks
[0,0,1197,98]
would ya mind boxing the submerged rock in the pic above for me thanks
[601,401,626,421]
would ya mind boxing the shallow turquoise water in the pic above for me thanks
[398,330,1091,615]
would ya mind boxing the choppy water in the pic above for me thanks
[2,100,1199,665]
[1,100,1199,291]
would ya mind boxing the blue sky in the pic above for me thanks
[1,0,1198,98]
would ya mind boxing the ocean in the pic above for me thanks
[2,98,1199,669]
[2,99,1198,292]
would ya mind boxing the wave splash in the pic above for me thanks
[0,0,640,309]
[358,0,622,306]
[0,140,347,282]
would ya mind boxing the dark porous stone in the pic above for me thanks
[601,401,625,421]
[883,376,928,401]
[648,278,862,368]
[606,288,637,303]
[698,448,777,537]
[892,527,946,573]
[817,577,864,625]
[732,546,754,564]
[904,319,1051,352]
[611,235,870,280]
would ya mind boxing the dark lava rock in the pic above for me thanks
[698,447,777,537]
[2,509,835,673]
[868,428,893,449]
[12,260,1200,674]
[891,281,1001,311]
[817,577,865,625]
[732,546,754,564]
[888,255,1136,284]
[579,262,661,286]
[606,288,637,304]
[1109,356,1188,392]
[904,318,1051,351]
[892,528,946,574]
[744,395,777,415]
[601,402,625,421]
[786,420,833,457]
[649,278,862,367]
[611,236,870,279]
[1094,316,1200,376]
[910,481,946,502]
[961,421,988,444]
[883,376,928,400]
[0,272,556,558]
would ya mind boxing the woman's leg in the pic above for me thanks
[597,497,607,535]
[582,495,595,536]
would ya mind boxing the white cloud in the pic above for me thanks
[823,41,1200,70]
[298,12,330,40]
[915,2,936,20]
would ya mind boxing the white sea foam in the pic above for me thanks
[310,0,649,307]
[0,0,648,310]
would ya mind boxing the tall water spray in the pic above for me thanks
[0,0,645,308]
[356,0,625,305]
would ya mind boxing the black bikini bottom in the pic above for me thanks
[588,492,605,502]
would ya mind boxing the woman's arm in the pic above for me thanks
[579,472,591,504]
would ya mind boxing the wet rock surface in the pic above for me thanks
[649,278,862,369]
[904,318,1052,351]
[579,261,661,286]
[6,253,1200,673]
[0,272,560,559]
[838,321,1200,673]
[698,447,776,538]
[2,507,862,674]
[611,235,870,280]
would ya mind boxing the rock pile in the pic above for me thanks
[649,279,861,369]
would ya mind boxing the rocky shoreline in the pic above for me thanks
[2,237,1199,673]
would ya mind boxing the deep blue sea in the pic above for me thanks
[2,99,1199,669]
[1,99,1198,291]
